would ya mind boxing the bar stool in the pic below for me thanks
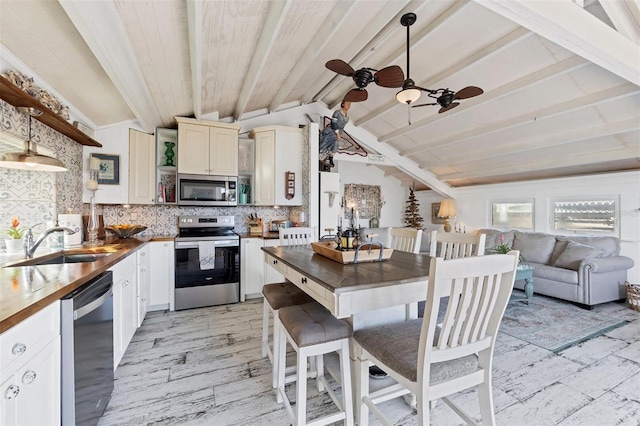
[262,281,313,387]
[277,301,354,426]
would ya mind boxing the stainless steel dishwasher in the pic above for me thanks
[61,271,114,426]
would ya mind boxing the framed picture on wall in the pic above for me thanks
[431,203,446,224]
[91,153,120,185]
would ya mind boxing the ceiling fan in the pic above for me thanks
[396,13,484,119]
[325,59,405,102]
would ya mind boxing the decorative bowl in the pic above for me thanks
[105,225,147,239]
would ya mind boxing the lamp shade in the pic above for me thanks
[438,198,457,218]
[396,87,421,104]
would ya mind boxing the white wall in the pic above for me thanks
[416,171,640,282]
[334,161,409,228]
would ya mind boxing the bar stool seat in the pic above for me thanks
[277,301,354,426]
[262,281,313,387]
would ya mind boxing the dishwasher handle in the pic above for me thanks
[74,285,112,320]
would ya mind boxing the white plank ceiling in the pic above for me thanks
[0,0,638,193]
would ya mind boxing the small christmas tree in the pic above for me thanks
[404,184,424,229]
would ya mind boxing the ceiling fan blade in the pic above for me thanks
[374,65,404,88]
[326,59,354,76]
[438,102,460,113]
[454,86,483,99]
[344,88,368,102]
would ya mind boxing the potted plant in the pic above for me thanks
[4,217,25,253]
[486,234,527,266]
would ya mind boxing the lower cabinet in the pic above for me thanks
[148,241,175,311]
[136,244,151,326]
[241,238,285,299]
[110,254,138,370]
[0,301,61,426]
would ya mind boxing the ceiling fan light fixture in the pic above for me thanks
[396,87,421,104]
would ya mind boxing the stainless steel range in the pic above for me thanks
[174,215,240,310]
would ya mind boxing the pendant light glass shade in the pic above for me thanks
[396,87,421,104]
[0,108,67,172]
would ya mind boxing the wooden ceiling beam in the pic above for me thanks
[407,83,639,159]
[475,0,640,85]
[186,0,202,120]
[233,0,293,119]
[59,0,162,133]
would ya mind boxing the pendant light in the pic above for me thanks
[0,107,68,172]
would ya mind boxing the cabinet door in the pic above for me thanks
[129,129,156,204]
[254,130,275,205]
[274,128,303,206]
[1,337,61,426]
[110,255,137,369]
[241,238,264,299]
[149,241,175,310]
[264,239,285,284]
[178,123,210,174]
[209,126,239,176]
[136,245,151,326]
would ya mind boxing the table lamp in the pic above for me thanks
[438,198,456,232]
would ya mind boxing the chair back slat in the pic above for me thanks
[419,253,518,370]
[429,230,486,259]
[387,227,422,254]
[279,227,316,246]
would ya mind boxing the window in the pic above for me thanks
[553,198,616,233]
[491,201,533,229]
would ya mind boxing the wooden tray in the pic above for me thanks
[310,241,393,264]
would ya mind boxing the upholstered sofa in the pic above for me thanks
[478,229,634,308]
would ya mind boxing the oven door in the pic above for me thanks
[174,239,240,309]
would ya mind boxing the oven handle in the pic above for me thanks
[175,240,239,249]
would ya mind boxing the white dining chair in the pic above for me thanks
[352,251,519,425]
[279,227,316,245]
[429,230,486,259]
[387,227,423,254]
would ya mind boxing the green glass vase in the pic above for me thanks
[164,142,176,166]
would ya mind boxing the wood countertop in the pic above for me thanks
[237,232,280,240]
[0,235,173,334]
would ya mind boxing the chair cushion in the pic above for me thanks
[353,320,478,383]
[552,241,604,271]
[262,281,312,310]
[279,302,352,347]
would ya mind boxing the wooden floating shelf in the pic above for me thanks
[0,76,102,147]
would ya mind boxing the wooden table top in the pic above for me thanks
[262,244,432,294]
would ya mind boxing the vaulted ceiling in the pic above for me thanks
[1,0,638,195]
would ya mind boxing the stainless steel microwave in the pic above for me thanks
[177,174,237,206]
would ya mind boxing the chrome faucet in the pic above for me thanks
[23,223,76,258]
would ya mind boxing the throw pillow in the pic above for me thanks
[553,241,604,270]
[513,231,557,264]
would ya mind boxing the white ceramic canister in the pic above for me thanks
[57,214,83,247]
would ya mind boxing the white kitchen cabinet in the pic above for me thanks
[136,244,151,326]
[251,125,303,206]
[128,129,156,204]
[176,117,240,176]
[156,127,178,204]
[0,301,60,426]
[148,241,175,311]
[241,238,285,300]
[110,254,138,369]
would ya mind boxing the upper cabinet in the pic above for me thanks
[128,129,155,205]
[176,117,239,176]
[250,125,303,206]
[155,128,178,204]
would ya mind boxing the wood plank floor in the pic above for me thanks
[99,298,640,425]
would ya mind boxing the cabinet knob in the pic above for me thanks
[123,280,129,287]
[301,277,307,284]
[141,252,146,257]
[12,343,26,356]
[273,260,277,264]
[22,370,36,385]
[4,385,19,400]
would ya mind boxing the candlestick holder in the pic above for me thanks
[85,170,103,247]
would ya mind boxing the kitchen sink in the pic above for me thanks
[7,252,113,267]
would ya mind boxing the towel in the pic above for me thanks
[198,241,216,270]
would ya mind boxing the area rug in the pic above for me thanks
[500,292,629,353]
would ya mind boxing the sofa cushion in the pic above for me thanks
[477,229,514,250]
[553,241,604,271]
[552,236,620,261]
[513,231,557,264]
[530,263,579,284]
